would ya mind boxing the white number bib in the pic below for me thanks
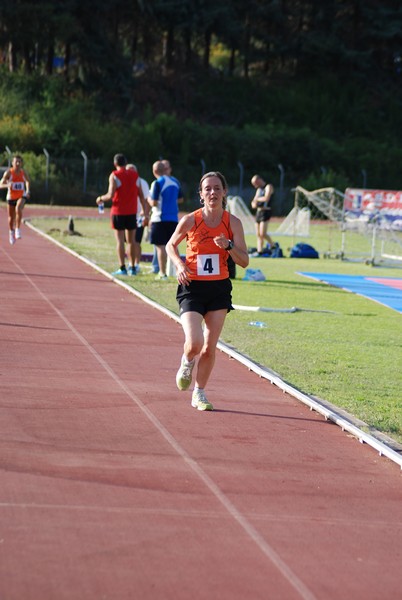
[197,253,220,277]
[11,182,24,191]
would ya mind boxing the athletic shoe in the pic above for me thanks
[112,267,128,276]
[15,228,21,240]
[128,266,136,276]
[135,265,141,273]
[176,356,195,391]
[191,389,214,411]
[155,273,168,281]
[9,230,15,245]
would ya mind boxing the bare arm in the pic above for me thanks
[251,184,274,209]
[166,213,195,286]
[214,215,249,269]
[263,183,274,205]
[137,184,149,217]
[251,190,260,210]
[23,170,31,194]
[0,169,11,189]
[96,173,116,205]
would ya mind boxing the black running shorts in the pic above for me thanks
[256,208,271,223]
[150,221,177,245]
[177,278,233,316]
[111,214,137,230]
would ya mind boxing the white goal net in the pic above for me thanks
[273,206,310,237]
[227,195,311,239]
[227,196,255,235]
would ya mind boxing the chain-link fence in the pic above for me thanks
[2,149,298,213]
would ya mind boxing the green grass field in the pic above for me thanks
[27,212,402,444]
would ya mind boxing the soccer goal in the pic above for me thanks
[273,206,311,238]
[227,193,311,240]
[227,196,255,235]
[286,186,345,258]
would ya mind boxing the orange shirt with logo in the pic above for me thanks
[7,168,27,201]
[185,208,233,281]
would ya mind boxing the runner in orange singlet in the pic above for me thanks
[0,155,31,245]
[166,171,249,411]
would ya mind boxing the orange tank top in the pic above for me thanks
[185,208,233,281]
[7,168,27,201]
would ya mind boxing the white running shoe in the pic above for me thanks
[9,230,16,245]
[191,389,214,411]
[176,356,195,391]
[15,228,21,240]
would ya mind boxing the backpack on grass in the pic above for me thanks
[270,243,283,258]
[290,243,319,259]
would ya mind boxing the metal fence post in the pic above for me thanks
[43,148,50,193]
[81,151,88,193]
[277,163,285,211]
[5,146,12,167]
[237,161,244,196]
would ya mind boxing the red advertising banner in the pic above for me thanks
[344,188,402,230]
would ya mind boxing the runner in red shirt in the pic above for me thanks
[96,154,148,276]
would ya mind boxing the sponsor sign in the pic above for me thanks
[344,188,402,230]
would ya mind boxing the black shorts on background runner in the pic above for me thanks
[112,214,137,230]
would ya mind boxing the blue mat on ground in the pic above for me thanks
[298,273,402,314]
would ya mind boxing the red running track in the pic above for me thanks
[0,209,401,600]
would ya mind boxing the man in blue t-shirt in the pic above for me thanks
[149,160,183,280]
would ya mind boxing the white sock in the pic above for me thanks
[183,355,195,366]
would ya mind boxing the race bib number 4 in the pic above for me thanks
[197,254,220,277]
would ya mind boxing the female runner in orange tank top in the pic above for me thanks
[0,155,31,245]
[166,171,249,411]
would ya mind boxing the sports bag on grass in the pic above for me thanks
[290,243,319,259]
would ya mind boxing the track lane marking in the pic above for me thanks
[4,245,317,600]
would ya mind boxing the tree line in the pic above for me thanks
[1,0,401,86]
[1,1,402,206]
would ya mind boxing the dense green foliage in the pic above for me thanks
[1,1,402,209]
[2,1,401,85]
